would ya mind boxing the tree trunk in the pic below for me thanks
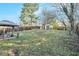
[64,25,67,30]
[30,16,32,25]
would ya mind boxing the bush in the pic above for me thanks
[57,27,65,30]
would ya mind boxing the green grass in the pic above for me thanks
[0,30,78,56]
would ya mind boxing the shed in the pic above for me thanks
[0,20,19,39]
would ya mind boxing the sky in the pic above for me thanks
[35,3,67,23]
[35,3,56,16]
[0,3,65,25]
[0,3,23,25]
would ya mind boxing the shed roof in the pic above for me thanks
[0,20,19,27]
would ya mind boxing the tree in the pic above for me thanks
[52,19,59,30]
[59,3,77,33]
[20,3,39,25]
[42,8,55,30]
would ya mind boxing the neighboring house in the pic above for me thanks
[44,20,69,30]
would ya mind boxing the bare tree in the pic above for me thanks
[60,3,75,33]
[42,8,55,30]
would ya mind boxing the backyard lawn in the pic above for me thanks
[0,30,78,56]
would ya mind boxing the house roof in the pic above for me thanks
[0,20,19,27]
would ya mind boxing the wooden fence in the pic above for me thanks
[0,26,41,34]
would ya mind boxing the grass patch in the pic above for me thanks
[0,30,78,56]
